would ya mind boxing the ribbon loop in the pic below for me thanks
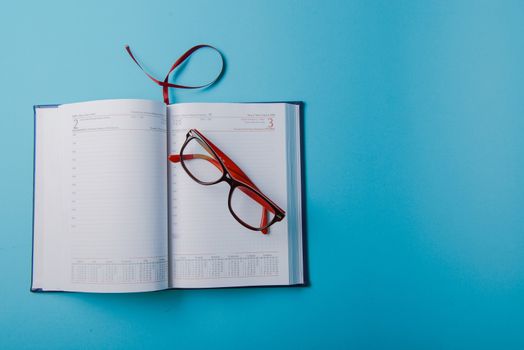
[125,44,224,104]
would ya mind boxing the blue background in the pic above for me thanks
[1,0,523,349]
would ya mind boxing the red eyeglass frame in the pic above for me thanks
[169,129,286,233]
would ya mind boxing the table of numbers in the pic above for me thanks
[173,253,279,280]
[72,258,167,284]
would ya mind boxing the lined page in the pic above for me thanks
[167,103,290,288]
[56,99,168,292]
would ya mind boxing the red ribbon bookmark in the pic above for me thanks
[125,44,224,104]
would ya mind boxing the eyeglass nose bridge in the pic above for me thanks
[222,172,234,185]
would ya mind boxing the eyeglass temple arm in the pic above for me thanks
[200,137,258,185]
[169,153,273,233]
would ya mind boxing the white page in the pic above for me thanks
[167,103,290,288]
[33,106,66,291]
[44,99,168,292]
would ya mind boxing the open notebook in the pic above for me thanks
[32,99,304,292]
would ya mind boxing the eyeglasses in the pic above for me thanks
[169,129,285,234]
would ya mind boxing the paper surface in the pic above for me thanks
[167,103,291,288]
[34,99,169,292]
